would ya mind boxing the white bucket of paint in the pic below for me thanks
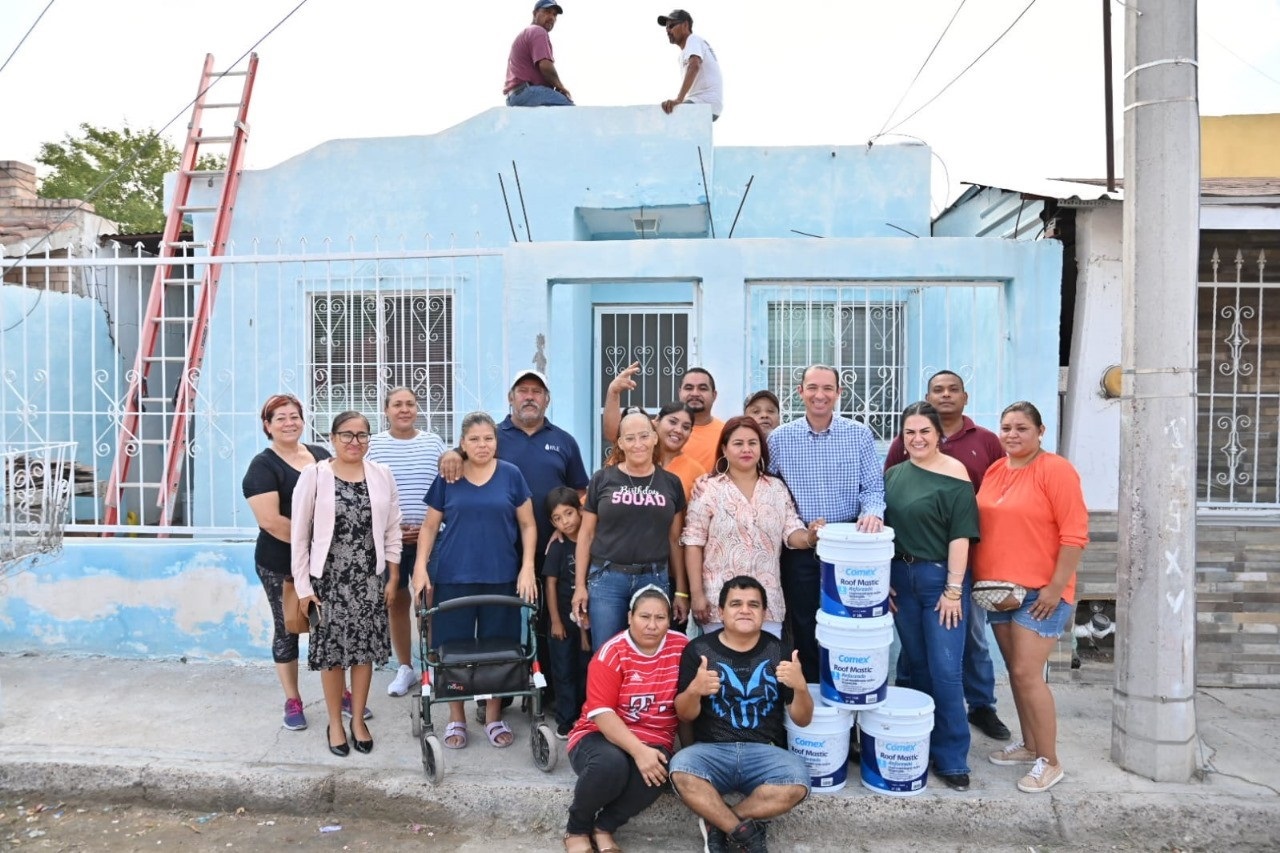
[858,686,934,797]
[814,611,893,709]
[785,686,854,793]
[817,524,895,618]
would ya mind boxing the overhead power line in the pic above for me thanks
[881,0,1041,138]
[0,0,56,78]
[874,0,969,141]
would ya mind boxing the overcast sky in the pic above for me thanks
[2,0,1277,213]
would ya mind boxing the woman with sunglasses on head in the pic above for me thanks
[291,411,403,757]
[575,408,689,650]
[242,394,331,732]
[563,585,688,853]
[682,415,816,637]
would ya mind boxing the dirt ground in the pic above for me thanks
[0,798,1244,852]
[0,801,488,852]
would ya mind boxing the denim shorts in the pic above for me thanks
[985,588,1073,638]
[669,741,810,798]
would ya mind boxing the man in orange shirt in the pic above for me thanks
[602,365,723,472]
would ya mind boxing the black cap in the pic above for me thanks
[534,0,564,14]
[657,9,692,27]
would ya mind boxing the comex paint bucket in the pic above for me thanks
[785,686,854,793]
[814,610,893,709]
[858,686,935,797]
[817,524,895,618]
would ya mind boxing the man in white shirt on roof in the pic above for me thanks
[658,9,723,120]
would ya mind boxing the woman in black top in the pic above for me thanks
[241,393,329,732]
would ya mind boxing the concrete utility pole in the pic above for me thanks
[1112,0,1200,781]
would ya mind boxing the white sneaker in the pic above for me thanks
[387,664,416,697]
[1017,757,1065,793]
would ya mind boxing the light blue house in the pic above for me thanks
[0,105,1062,658]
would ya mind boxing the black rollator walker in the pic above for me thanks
[410,594,557,784]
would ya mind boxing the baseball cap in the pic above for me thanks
[534,0,564,13]
[510,369,549,390]
[744,389,780,410]
[657,9,692,26]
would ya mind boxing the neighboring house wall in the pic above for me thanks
[1059,203,1123,511]
[1201,114,1280,179]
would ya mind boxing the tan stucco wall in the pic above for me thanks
[1202,114,1280,177]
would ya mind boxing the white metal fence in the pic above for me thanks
[1199,248,1278,507]
[748,281,1009,443]
[1,239,504,535]
[1,441,77,567]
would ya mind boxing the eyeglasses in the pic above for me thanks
[620,431,654,443]
[335,431,372,444]
[665,22,683,30]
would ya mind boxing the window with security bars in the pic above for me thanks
[766,300,904,441]
[309,291,454,442]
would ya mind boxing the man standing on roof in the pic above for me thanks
[505,0,574,107]
[658,9,723,120]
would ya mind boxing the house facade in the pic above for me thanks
[0,106,1062,659]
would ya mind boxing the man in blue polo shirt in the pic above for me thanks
[766,364,885,683]
[442,369,589,570]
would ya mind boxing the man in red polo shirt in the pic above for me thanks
[885,369,1012,742]
[504,0,575,107]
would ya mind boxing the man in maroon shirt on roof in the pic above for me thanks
[885,369,1013,743]
[504,0,575,107]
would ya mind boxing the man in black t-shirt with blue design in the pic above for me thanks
[671,576,812,853]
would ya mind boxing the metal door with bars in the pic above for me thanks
[594,306,693,465]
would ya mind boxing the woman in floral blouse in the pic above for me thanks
[682,415,820,637]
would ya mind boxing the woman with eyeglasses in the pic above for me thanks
[411,411,539,750]
[606,403,705,502]
[563,585,688,853]
[573,408,689,651]
[291,411,403,757]
[242,394,331,732]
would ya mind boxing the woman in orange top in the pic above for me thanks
[973,401,1088,795]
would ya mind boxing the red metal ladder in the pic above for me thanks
[103,53,258,529]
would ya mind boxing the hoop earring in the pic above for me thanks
[714,456,728,475]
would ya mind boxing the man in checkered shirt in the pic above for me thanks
[766,364,886,682]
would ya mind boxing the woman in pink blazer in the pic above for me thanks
[292,410,403,757]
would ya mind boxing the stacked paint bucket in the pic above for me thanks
[785,523,894,793]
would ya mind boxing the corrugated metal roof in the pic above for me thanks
[1065,177,1280,198]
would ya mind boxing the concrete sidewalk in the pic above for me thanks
[1,653,1277,850]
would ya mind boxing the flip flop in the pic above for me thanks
[443,721,468,749]
[484,720,514,748]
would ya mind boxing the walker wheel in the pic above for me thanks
[409,691,423,738]
[422,733,443,784]
[532,723,557,773]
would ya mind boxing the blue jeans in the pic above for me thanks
[506,84,573,107]
[895,595,999,711]
[586,563,669,650]
[670,741,811,797]
[890,559,970,775]
[780,547,821,683]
